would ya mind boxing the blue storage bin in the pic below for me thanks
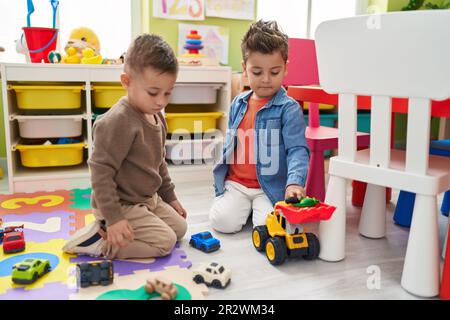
[430,139,450,157]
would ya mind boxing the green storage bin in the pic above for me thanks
[303,113,337,128]
[357,112,371,133]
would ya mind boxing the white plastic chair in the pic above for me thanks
[315,10,450,297]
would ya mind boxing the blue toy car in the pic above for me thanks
[189,231,220,253]
[76,260,113,288]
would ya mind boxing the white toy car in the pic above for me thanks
[192,262,231,289]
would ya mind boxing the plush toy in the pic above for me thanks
[63,47,80,64]
[62,27,100,64]
[81,47,102,64]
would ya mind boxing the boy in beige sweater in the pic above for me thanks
[63,34,187,259]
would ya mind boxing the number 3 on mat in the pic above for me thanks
[1,195,64,209]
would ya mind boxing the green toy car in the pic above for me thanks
[11,258,51,284]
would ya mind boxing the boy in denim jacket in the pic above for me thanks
[210,20,310,233]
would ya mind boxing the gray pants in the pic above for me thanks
[95,195,187,259]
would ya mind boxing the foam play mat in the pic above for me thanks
[0,189,204,300]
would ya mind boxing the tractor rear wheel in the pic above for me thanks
[252,226,269,252]
[265,237,287,265]
[304,233,320,260]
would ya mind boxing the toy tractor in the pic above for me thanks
[252,196,336,265]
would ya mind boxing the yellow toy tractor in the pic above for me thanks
[252,197,336,265]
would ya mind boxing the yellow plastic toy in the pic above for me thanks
[61,27,100,64]
[252,197,336,265]
[62,47,81,64]
[81,47,102,64]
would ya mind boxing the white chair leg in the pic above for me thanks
[359,184,386,238]
[319,175,347,262]
[401,194,440,297]
[443,215,449,260]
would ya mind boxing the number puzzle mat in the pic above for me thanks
[0,188,207,300]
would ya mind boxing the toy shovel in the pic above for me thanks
[50,0,59,29]
[26,0,34,27]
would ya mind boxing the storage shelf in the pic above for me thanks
[165,137,224,146]
[11,138,88,150]
[1,63,231,192]
[13,163,90,182]
[167,163,214,184]
[10,113,87,121]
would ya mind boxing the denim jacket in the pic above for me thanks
[213,87,310,205]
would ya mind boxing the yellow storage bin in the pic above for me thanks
[8,85,84,110]
[14,142,85,168]
[165,112,223,133]
[303,102,335,110]
[92,85,126,109]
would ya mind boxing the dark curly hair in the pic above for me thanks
[241,20,289,63]
[125,34,178,75]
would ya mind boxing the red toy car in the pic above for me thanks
[4,225,24,233]
[3,230,26,254]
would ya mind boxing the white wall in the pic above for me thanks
[0,0,132,63]
[257,0,362,39]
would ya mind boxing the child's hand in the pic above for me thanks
[107,219,134,248]
[169,200,187,219]
[285,184,306,200]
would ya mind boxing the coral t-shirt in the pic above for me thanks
[226,95,270,188]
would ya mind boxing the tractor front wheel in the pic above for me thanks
[252,226,269,252]
[265,237,287,265]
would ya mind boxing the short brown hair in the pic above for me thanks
[241,20,289,63]
[125,34,178,75]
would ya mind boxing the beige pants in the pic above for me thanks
[94,195,187,259]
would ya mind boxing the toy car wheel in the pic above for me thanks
[252,225,269,252]
[100,279,111,286]
[79,263,90,271]
[193,274,204,284]
[265,237,287,265]
[189,239,195,247]
[32,272,38,282]
[200,244,207,252]
[304,233,320,260]
[211,280,223,289]
[44,264,51,274]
